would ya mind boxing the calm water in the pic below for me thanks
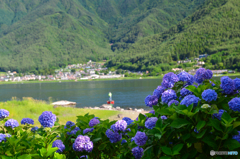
[0,76,239,110]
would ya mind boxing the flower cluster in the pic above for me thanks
[67,127,81,135]
[64,121,75,129]
[194,68,212,84]
[89,118,100,127]
[168,100,179,107]
[134,131,148,146]
[106,129,122,143]
[5,119,19,129]
[220,76,235,94]
[228,97,240,112]
[148,110,155,114]
[233,131,240,143]
[180,95,200,107]
[121,139,127,145]
[161,72,179,88]
[161,116,167,120]
[212,109,226,120]
[0,109,9,119]
[38,111,56,128]
[73,135,93,152]
[21,118,34,125]
[177,71,194,85]
[201,89,218,102]
[0,133,11,143]
[83,128,94,134]
[180,88,193,97]
[144,95,158,107]
[153,86,166,99]
[52,140,65,153]
[132,146,144,159]
[31,126,39,132]
[234,78,240,90]
[161,89,177,104]
[145,117,157,129]
[112,120,127,132]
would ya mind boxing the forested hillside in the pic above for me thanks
[105,0,240,72]
[0,0,205,72]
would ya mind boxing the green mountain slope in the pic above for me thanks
[106,0,240,72]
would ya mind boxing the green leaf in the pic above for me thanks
[187,104,193,112]
[1,156,13,159]
[155,118,163,129]
[159,157,171,159]
[161,146,172,156]
[172,144,184,155]
[196,121,206,131]
[170,118,192,128]
[99,143,108,150]
[196,129,207,139]
[202,136,217,149]
[181,134,191,141]
[158,109,172,115]
[233,121,240,128]
[92,138,102,143]
[224,139,240,150]
[4,151,13,157]
[17,154,32,159]
[209,119,222,132]
[53,152,66,159]
[40,148,47,157]
[194,142,203,153]
[46,147,58,157]
[139,113,146,121]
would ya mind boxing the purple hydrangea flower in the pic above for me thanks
[220,76,235,94]
[177,71,194,85]
[131,137,135,142]
[0,133,11,143]
[52,140,65,153]
[148,110,155,114]
[132,146,144,159]
[212,109,227,120]
[67,127,81,135]
[161,89,177,104]
[180,88,193,97]
[122,117,132,122]
[161,72,179,88]
[233,131,240,143]
[38,111,56,128]
[64,121,75,129]
[73,135,93,152]
[206,69,213,79]
[145,117,158,129]
[0,109,9,119]
[153,87,165,99]
[106,129,122,143]
[5,119,19,129]
[89,118,100,127]
[113,120,127,132]
[180,95,200,107]
[121,139,127,145]
[80,155,88,159]
[194,128,200,133]
[194,68,213,84]
[144,95,158,107]
[209,80,216,86]
[228,97,240,112]
[21,118,34,125]
[134,131,148,146]
[161,115,167,120]
[168,100,179,106]
[31,126,39,132]
[201,89,218,102]
[234,78,240,90]
[83,128,94,134]
[127,120,134,126]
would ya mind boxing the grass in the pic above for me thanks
[0,97,120,127]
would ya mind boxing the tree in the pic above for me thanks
[71,69,76,73]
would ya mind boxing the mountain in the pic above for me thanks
[0,0,206,72]
[106,0,240,72]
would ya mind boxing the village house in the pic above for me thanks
[211,70,228,74]
[172,68,183,72]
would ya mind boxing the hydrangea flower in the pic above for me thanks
[177,71,194,85]
[161,115,167,120]
[121,139,127,145]
[201,89,218,102]
[0,109,9,119]
[0,133,11,143]
[38,111,56,128]
[234,78,240,90]
[67,127,81,135]
[194,68,213,84]
[161,89,177,104]
[232,131,240,143]
[180,95,200,107]
[145,117,158,129]
[132,147,144,159]
[220,76,235,94]
[83,128,94,135]
[106,129,122,143]
[52,140,65,153]
[134,131,148,146]
[127,120,134,126]
[168,100,179,106]
[122,117,132,122]
[212,109,227,120]
[161,72,179,88]
[21,118,34,125]
[169,142,173,144]
[228,97,240,112]
[89,118,100,127]
[112,120,127,132]
[5,119,19,129]
[31,126,39,132]
[148,110,155,114]
[194,128,200,133]
[201,104,211,109]
[153,86,165,99]
[209,80,215,86]
[131,137,135,142]
[80,155,88,159]
[64,121,75,129]
[144,95,158,107]
[73,135,93,152]
[180,88,193,97]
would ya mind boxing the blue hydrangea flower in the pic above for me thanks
[5,119,19,129]
[153,86,165,99]
[220,76,235,94]
[80,155,88,159]
[234,78,240,90]
[161,115,167,120]
[64,121,75,129]
[180,95,200,107]
[144,95,158,107]
[161,72,179,88]
[194,128,200,133]
[127,120,134,126]
[201,89,218,102]
[145,117,158,129]
[177,71,194,85]
[161,89,177,104]
[180,88,193,97]
[121,139,127,145]
[169,142,173,145]
[83,128,94,134]
[168,100,179,106]
[113,120,127,132]
[134,131,148,146]
[73,135,93,152]
[0,133,11,143]
[148,110,155,114]
[122,117,132,122]
[194,68,213,84]
[38,111,56,128]
[67,127,81,135]
[233,131,240,143]
[21,118,34,125]
[206,69,213,79]
[132,146,144,159]
[106,129,122,143]
[31,126,39,132]
[89,118,100,127]
[131,137,135,142]
[228,97,240,112]
[212,109,226,120]
[0,109,9,119]
[52,140,65,153]
[209,80,215,86]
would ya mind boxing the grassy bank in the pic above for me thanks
[0,98,120,127]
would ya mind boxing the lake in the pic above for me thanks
[0,76,239,110]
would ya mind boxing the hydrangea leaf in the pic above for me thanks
[158,109,172,115]
[161,146,172,156]
[196,129,207,139]
[172,144,184,155]
[53,152,66,159]
[159,156,171,159]
[181,134,191,141]
[233,121,240,128]
[224,139,240,150]
[170,118,192,128]
[17,154,32,159]
[209,119,222,132]
[194,142,203,153]
[196,121,206,131]
[202,136,218,149]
